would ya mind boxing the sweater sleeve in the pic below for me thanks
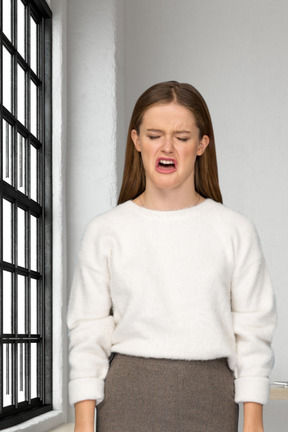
[231,222,277,405]
[67,220,115,406]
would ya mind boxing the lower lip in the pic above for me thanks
[155,165,177,174]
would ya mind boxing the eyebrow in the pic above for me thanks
[146,129,191,134]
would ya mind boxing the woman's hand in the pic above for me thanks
[243,402,264,432]
[74,399,96,432]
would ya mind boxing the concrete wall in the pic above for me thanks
[119,0,288,429]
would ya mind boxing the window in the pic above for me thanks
[0,0,52,428]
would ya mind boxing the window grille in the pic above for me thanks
[0,0,52,428]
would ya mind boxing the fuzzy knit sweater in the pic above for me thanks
[67,198,277,406]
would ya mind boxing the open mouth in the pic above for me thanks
[158,159,175,168]
[156,158,177,173]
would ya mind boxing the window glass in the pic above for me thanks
[30,80,38,137]
[2,47,12,112]
[17,275,26,334]
[30,16,38,73]
[31,279,38,334]
[17,207,26,268]
[30,343,37,398]
[17,133,26,194]
[3,271,12,334]
[30,144,38,201]
[17,0,26,58]
[2,120,13,186]
[31,215,38,271]
[3,344,12,407]
[17,344,26,403]
[3,0,12,41]
[17,64,26,125]
[3,200,13,264]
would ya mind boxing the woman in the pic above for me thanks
[67,81,277,432]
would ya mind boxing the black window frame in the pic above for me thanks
[0,0,52,429]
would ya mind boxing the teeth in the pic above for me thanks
[160,159,174,165]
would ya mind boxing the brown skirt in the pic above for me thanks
[96,354,239,432]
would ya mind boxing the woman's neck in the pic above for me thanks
[135,187,203,211]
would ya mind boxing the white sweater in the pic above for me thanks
[67,199,277,406]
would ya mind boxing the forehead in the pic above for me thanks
[141,103,197,129]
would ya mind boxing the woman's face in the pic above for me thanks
[131,102,209,193]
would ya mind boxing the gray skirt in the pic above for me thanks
[97,354,239,432]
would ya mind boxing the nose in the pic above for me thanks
[161,135,174,153]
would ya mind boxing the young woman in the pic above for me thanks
[67,81,277,432]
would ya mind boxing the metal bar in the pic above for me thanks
[0,264,41,281]
[2,31,42,85]
[24,341,28,402]
[19,135,23,187]
[0,182,42,214]
[13,1,18,195]
[27,1,31,72]
[42,10,52,405]
[30,0,51,19]
[1,33,16,55]
[11,270,18,408]
[0,0,8,399]
[0,0,2,33]
[12,0,17,117]
[26,12,30,136]
[14,201,18,274]
[0,0,3,198]
[26,273,31,404]
[27,335,31,403]
[11,0,16,47]
[2,337,41,342]
[20,343,23,392]
[26,275,30,404]
[11,213,15,337]
[12,331,16,407]
[12,203,17,406]
[0,349,2,412]
[0,195,3,414]
[2,106,42,148]
[5,122,10,178]
[6,344,9,395]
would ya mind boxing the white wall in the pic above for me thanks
[115,0,126,191]
[66,0,118,422]
[51,0,68,422]
[66,0,117,247]
[119,0,288,430]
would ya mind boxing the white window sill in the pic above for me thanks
[4,411,66,432]
[270,386,288,400]
[48,424,74,432]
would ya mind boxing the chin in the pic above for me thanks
[153,180,181,190]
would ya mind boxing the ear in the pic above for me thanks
[197,135,209,156]
[131,129,141,152]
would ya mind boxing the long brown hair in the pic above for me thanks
[118,81,223,204]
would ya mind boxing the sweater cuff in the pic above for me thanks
[234,376,270,404]
[69,377,104,406]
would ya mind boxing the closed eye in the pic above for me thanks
[177,137,189,142]
[148,135,161,140]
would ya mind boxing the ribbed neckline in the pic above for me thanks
[125,198,214,219]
